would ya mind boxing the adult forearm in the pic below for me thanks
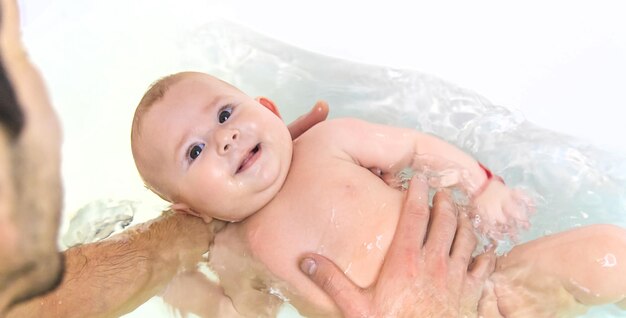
[7,212,224,318]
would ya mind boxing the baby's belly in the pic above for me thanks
[244,165,405,315]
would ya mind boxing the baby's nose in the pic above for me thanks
[215,128,239,154]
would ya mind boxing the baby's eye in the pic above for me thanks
[218,107,232,124]
[188,143,205,161]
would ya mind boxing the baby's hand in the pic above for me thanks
[471,180,534,240]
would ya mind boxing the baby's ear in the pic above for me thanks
[255,96,282,119]
[170,202,213,223]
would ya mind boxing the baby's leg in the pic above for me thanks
[486,224,626,317]
[162,270,241,317]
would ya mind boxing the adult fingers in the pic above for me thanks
[468,247,496,281]
[449,212,477,285]
[388,175,431,258]
[287,100,329,139]
[467,252,498,317]
[424,190,458,255]
[477,280,504,318]
[300,253,370,317]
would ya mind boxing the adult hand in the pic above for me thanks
[300,175,496,317]
[287,100,329,139]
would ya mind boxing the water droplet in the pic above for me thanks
[375,235,384,250]
[344,262,353,274]
[473,214,481,228]
[597,253,617,268]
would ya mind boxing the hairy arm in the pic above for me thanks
[7,212,225,318]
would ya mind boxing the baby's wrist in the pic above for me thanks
[473,162,504,197]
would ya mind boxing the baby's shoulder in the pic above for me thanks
[300,117,372,139]
[294,118,375,155]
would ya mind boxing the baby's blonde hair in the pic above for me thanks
[130,72,191,202]
[131,73,188,141]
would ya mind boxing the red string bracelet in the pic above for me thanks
[476,162,505,196]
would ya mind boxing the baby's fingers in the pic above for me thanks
[513,189,536,215]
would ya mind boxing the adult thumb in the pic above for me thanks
[300,253,369,317]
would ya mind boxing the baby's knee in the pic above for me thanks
[580,224,626,249]
[568,224,626,305]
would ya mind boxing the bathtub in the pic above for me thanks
[18,0,626,317]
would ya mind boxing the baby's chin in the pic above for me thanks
[227,193,279,223]
[208,202,264,223]
[210,166,289,223]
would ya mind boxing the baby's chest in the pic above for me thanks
[285,154,394,209]
[256,158,404,279]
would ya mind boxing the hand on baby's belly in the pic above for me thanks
[233,174,403,314]
[211,157,405,315]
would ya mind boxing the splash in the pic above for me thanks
[62,199,136,248]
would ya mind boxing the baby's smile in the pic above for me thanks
[237,143,261,174]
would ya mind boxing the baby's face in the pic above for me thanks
[136,73,292,221]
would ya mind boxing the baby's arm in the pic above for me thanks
[318,118,485,189]
[487,224,626,317]
[318,118,531,237]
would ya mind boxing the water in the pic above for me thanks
[33,17,626,318]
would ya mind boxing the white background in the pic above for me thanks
[18,0,626,153]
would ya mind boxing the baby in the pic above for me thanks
[131,71,626,317]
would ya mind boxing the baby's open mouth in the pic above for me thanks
[237,143,261,173]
